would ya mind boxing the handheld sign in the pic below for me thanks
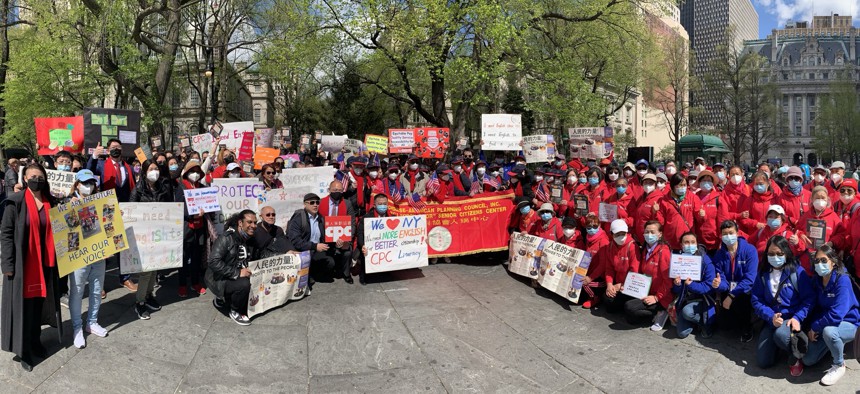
[183,187,222,215]
[324,216,353,242]
[363,215,428,273]
[481,114,522,151]
[247,252,311,318]
[670,254,702,281]
[621,272,651,299]
[598,203,618,223]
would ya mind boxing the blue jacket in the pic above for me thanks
[751,265,814,322]
[671,248,716,297]
[809,270,860,333]
[713,237,759,296]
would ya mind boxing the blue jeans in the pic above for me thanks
[756,321,793,368]
[802,321,857,367]
[69,260,106,331]
[676,300,711,338]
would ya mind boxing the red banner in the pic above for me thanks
[35,116,85,155]
[390,191,514,257]
[324,216,353,242]
[238,132,255,161]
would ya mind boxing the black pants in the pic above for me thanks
[605,293,633,314]
[21,297,44,362]
[718,293,753,334]
[223,277,251,315]
[180,227,207,287]
[310,248,349,280]
[624,298,663,325]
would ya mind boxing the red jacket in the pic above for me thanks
[655,193,702,250]
[777,187,812,231]
[804,179,827,192]
[529,217,564,241]
[631,190,661,244]
[601,189,635,232]
[604,235,641,286]
[747,223,805,260]
[696,189,728,251]
[832,197,860,233]
[558,229,585,250]
[796,207,842,272]
[737,190,776,235]
[827,180,843,202]
[517,210,540,234]
[585,229,610,280]
[721,181,750,222]
[640,243,672,308]
[834,210,860,277]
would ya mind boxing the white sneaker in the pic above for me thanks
[85,323,109,338]
[229,310,251,326]
[651,311,669,331]
[820,364,846,386]
[73,329,86,349]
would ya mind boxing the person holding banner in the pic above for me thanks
[0,163,62,372]
[580,214,608,309]
[672,232,718,339]
[356,194,391,285]
[257,164,283,190]
[528,204,563,241]
[624,221,672,329]
[449,156,473,197]
[603,220,641,314]
[255,206,294,257]
[177,160,211,298]
[505,164,533,200]
[206,210,257,326]
[318,181,355,283]
[711,220,759,343]
[510,197,539,234]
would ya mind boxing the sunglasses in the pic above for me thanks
[814,258,830,265]
[306,200,320,205]
[766,252,785,257]
[840,189,855,195]
[265,171,275,175]
[586,226,599,230]
[263,213,276,217]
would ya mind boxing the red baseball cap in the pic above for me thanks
[841,178,857,191]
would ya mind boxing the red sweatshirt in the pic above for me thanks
[584,229,610,281]
[604,235,641,286]
[796,207,842,272]
[640,243,672,308]
[777,187,812,231]
[747,222,805,261]
[720,181,750,222]
[529,217,564,241]
[655,193,702,250]
[737,190,776,235]
[696,189,729,251]
[631,190,661,244]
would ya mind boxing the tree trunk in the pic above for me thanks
[0,0,9,168]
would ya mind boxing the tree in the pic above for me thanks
[703,28,752,165]
[742,54,782,165]
[814,71,860,164]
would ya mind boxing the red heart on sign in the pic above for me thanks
[386,218,400,230]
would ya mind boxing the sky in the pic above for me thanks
[751,0,860,38]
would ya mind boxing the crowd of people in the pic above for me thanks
[0,137,858,387]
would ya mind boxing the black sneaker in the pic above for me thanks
[229,310,251,326]
[212,297,225,309]
[144,296,162,312]
[135,303,151,320]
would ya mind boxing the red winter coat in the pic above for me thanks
[529,217,564,241]
[737,190,776,235]
[640,243,673,308]
[796,207,842,272]
[777,187,812,231]
[631,191,661,244]
[721,181,750,222]
[516,210,540,234]
[601,189,635,232]
[747,222,805,261]
[603,235,641,286]
[834,209,860,277]
[585,229,610,281]
[655,193,702,251]
[558,230,585,250]
[696,189,728,251]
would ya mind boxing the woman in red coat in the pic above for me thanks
[777,166,812,230]
[558,217,584,250]
[604,219,641,313]
[581,214,609,309]
[695,170,728,252]
[796,186,842,273]
[624,220,672,329]
[721,166,750,223]
[738,172,776,235]
[581,167,607,221]
[558,169,583,218]
[602,177,635,233]
[529,203,563,241]
[748,205,806,260]
[655,174,702,251]
[631,174,661,244]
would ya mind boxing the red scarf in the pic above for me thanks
[102,158,135,191]
[319,196,347,217]
[406,170,419,190]
[452,172,466,193]
[511,180,523,197]
[350,170,367,207]
[183,179,204,229]
[24,190,55,299]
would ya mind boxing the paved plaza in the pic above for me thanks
[0,256,858,393]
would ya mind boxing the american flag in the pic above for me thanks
[426,174,441,196]
[389,183,403,203]
[470,177,482,195]
[535,182,549,202]
[406,193,426,211]
[483,175,500,190]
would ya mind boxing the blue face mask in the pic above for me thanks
[586,227,599,236]
[579,177,587,184]
[787,180,803,195]
[540,212,553,221]
[57,164,71,172]
[675,187,687,197]
[520,206,531,215]
[788,180,801,189]
[644,233,658,245]
[616,186,627,195]
[376,204,388,214]
[682,244,697,255]
[815,262,832,277]
[169,164,179,171]
[588,177,599,186]
[700,181,713,192]
[768,255,786,268]
[722,234,737,246]
[767,218,781,230]
[754,184,767,194]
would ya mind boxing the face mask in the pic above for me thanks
[768,255,786,268]
[516,161,526,166]
[519,206,531,215]
[330,191,343,201]
[767,217,781,230]
[832,173,842,183]
[147,170,160,182]
[441,175,451,182]
[454,165,463,173]
[491,171,500,177]
[814,174,825,183]
[510,177,518,184]
[614,234,626,245]
[722,234,737,246]
[494,158,505,165]
[608,173,619,181]
[354,168,364,175]
[563,229,575,238]
[477,168,486,176]
[223,155,235,164]
[666,166,677,175]
[579,177,587,184]
[27,178,45,192]
[109,148,122,158]
[464,157,473,163]
[133,165,141,173]
[156,161,165,167]
[623,170,633,177]
[169,164,179,172]
[675,186,686,196]
[534,175,544,182]
[546,177,555,184]
[731,175,743,185]
[754,184,767,194]
[567,176,577,184]
[841,194,854,204]
[644,233,658,245]
[643,184,655,194]
[687,179,697,186]
[657,182,666,190]
[682,244,697,255]
[716,171,726,181]
[77,184,94,196]
[696,164,706,172]
[369,171,379,179]
[788,180,801,189]
[555,160,563,166]
[540,212,553,221]
[57,164,71,172]
[586,227,599,236]
[228,173,240,178]
[409,163,419,170]
[812,199,827,210]
[815,262,832,277]
[187,173,201,182]
[376,204,388,214]
[700,181,713,192]
[616,186,627,195]
[388,173,398,180]
[190,159,200,164]
[588,177,599,186]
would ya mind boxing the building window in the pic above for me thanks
[795,96,802,106]
[625,107,632,124]
[808,73,815,80]
[253,105,261,124]
[641,129,647,138]
[794,126,801,136]
[782,95,788,106]
[795,111,802,123]
[823,72,829,79]
[190,89,200,107]
[808,95,816,106]
[809,111,816,122]
[809,126,815,136]
[254,83,261,93]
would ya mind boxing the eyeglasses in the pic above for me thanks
[586,226,599,230]
[766,252,785,257]
[264,171,275,175]
[27,176,45,182]
[305,200,320,205]
[840,189,855,195]
[814,258,830,265]
[263,213,276,217]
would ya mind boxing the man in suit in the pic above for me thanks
[287,193,343,286]
[317,181,355,283]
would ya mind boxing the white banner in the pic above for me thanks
[568,127,613,159]
[219,121,254,151]
[507,232,591,303]
[118,202,184,274]
[211,178,265,219]
[481,114,522,151]
[46,169,76,199]
[247,252,311,318]
[508,232,544,278]
[320,135,347,153]
[363,215,428,273]
[183,186,221,215]
[256,167,335,228]
[670,254,702,281]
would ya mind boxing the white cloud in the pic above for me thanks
[755,0,860,25]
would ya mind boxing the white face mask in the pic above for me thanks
[696,164,706,172]
[147,170,160,182]
[354,168,364,175]
[637,169,647,177]
[832,173,843,183]
[546,177,555,183]
[388,173,398,180]
[814,174,825,183]
[567,176,577,184]
[454,165,463,173]
[491,171,500,177]
[623,170,633,177]
[369,171,379,179]
[409,163,419,170]
[613,234,626,245]
[643,184,655,194]
[716,171,726,180]
[77,184,94,196]
[813,199,828,210]
[665,166,677,175]
[608,173,619,181]
[187,173,201,182]
[731,174,743,185]
[228,173,240,178]
[841,194,854,204]
[563,229,575,238]
[534,175,544,182]
[477,168,486,175]
[657,182,666,190]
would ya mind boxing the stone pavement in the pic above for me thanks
[1,257,858,393]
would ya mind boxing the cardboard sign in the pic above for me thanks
[388,129,415,154]
[179,135,191,148]
[481,114,522,151]
[364,135,389,154]
[522,135,556,164]
[238,132,255,161]
[83,108,141,156]
[191,133,215,155]
[807,219,827,248]
[134,147,148,164]
[363,215,428,273]
[550,180,564,204]
[183,186,221,215]
[324,216,353,242]
[254,147,281,170]
[218,121,254,151]
[247,252,311,318]
[670,254,703,281]
[255,128,275,148]
[621,272,652,299]
[119,202,184,274]
[48,189,129,277]
[344,138,364,154]
[568,126,614,159]
[46,169,76,199]
[320,135,347,152]
[598,203,618,223]
[300,134,311,149]
[573,194,589,217]
[414,128,449,158]
[35,116,85,155]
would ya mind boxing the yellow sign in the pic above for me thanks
[49,189,129,277]
[364,134,389,154]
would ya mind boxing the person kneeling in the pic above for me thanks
[672,232,717,339]
[205,210,257,326]
[624,221,671,331]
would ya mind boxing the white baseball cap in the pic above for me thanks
[610,219,628,234]
[767,205,785,216]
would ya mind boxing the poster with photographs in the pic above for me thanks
[83,108,142,156]
[567,126,614,159]
[413,127,449,159]
[247,252,311,318]
[119,203,184,274]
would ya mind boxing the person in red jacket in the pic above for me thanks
[655,173,669,195]
[604,219,641,313]
[778,166,812,230]
[722,166,750,224]
[748,205,806,260]
[831,178,860,230]
[580,166,607,221]
[696,170,727,253]
[738,172,777,235]
[632,174,661,244]
[426,164,455,203]
[827,161,847,201]
[833,190,860,278]
[558,217,584,249]
[654,174,702,251]
[512,198,539,234]
[796,186,843,272]
[601,177,635,233]
[624,220,672,329]
[805,165,829,192]
[529,203,563,241]
[581,214,608,309]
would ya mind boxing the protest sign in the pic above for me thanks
[247,252,311,318]
[191,133,214,155]
[364,135,389,154]
[178,134,190,148]
[598,203,618,223]
[150,136,162,150]
[549,179,564,204]
[83,108,141,156]
[389,191,514,257]
[455,136,469,151]
[183,186,221,215]
[568,127,614,159]
[388,129,415,154]
[507,232,544,278]
[211,178,265,219]
[219,121,254,151]
[414,128,449,158]
[254,147,281,170]
[300,134,311,149]
[35,116,85,155]
[46,169,76,199]
[49,189,129,277]
[134,147,148,164]
[320,135,347,152]
[621,272,652,299]
[364,215,428,273]
[806,219,827,248]
[481,114,522,151]
[257,167,335,229]
[344,138,364,154]
[522,135,556,164]
[278,127,292,149]
[537,240,590,303]
[255,128,275,148]
[670,254,702,281]
[324,216,353,242]
[238,131,255,161]
[573,195,589,217]
[118,203,183,274]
